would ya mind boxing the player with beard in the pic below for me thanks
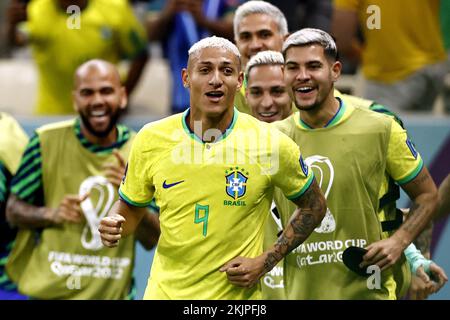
[5,59,159,299]
[272,28,441,299]
[245,50,447,300]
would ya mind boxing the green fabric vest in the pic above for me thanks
[7,120,136,299]
[273,106,405,299]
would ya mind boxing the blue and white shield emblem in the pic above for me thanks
[226,171,248,200]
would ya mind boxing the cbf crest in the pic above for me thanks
[225,167,249,200]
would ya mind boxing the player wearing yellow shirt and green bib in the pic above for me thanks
[5,60,158,299]
[275,28,439,299]
[99,36,327,300]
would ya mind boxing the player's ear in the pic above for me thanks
[119,86,128,110]
[237,71,244,91]
[182,68,190,89]
[331,61,342,83]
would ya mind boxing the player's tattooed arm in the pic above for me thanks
[264,179,327,272]
[362,167,438,270]
[220,179,326,288]
[399,168,438,248]
[413,222,433,259]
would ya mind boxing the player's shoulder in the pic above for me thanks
[271,113,297,139]
[136,113,183,139]
[36,119,75,136]
[237,111,275,131]
[352,103,395,127]
[338,92,374,109]
[0,112,21,130]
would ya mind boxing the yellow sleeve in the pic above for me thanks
[117,1,148,59]
[119,129,154,207]
[270,130,314,201]
[386,120,423,185]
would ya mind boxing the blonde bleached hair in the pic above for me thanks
[234,1,289,39]
[282,28,338,60]
[188,36,241,64]
[245,50,284,78]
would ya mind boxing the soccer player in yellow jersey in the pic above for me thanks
[245,49,447,299]
[99,36,327,300]
[5,60,158,299]
[274,28,441,299]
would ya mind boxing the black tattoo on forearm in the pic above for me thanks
[414,222,433,258]
[402,191,438,248]
[264,180,326,272]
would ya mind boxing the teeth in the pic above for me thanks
[260,112,276,117]
[91,110,106,117]
[297,87,313,92]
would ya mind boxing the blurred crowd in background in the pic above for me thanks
[0,0,449,119]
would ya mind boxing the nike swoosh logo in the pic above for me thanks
[162,180,185,189]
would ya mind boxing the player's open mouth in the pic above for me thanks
[259,111,278,118]
[205,91,224,102]
[90,110,108,117]
[296,86,314,93]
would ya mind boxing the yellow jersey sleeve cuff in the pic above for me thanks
[286,172,315,201]
[118,188,154,208]
[396,158,424,185]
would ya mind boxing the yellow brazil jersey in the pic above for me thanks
[275,97,423,299]
[334,0,446,82]
[119,109,314,300]
[295,99,423,217]
[23,0,147,115]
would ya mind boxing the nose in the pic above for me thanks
[260,92,273,109]
[91,91,104,106]
[208,70,223,87]
[296,67,311,82]
[249,37,263,52]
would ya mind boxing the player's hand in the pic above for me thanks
[427,263,448,294]
[408,269,434,300]
[52,193,89,224]
[103,149,126,188]
[98,214,126,248]
[220,256,266,288]
[360,237,404,271]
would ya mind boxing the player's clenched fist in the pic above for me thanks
[98,214,126,247]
